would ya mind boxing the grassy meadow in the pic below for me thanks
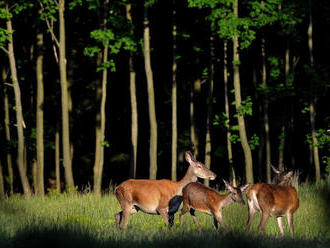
[0,183,329,248]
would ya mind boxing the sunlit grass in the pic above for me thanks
[0,183,329,247]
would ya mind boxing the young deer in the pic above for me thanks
[246,166,299,236]
[179,180,249,229]
[114,151,216,229]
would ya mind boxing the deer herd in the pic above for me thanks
[115,151,299,236]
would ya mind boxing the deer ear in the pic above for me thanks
[284,171,293,179]
[271,164,281,174]
[223,179,234,192]
[240,184,250,192]
[185,151,192,163]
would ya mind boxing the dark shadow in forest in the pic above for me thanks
[1,226,329,248]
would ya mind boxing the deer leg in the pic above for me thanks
[246,200,257,231]
[189,208,201,229]
[179,202,189,225]
[213,217,219,230]
[214,211,227,229]
[168,213,175,228]
[158,208,169,226]
[258,212,270,235]
[114,211,123,226]
[118,205,137,229]
[286,213,294,237]
[276,216,284,236]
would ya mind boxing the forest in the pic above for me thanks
[0,0,329,197]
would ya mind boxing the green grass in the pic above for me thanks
[0,183,329,248]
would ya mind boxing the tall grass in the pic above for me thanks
[0,183,329,248]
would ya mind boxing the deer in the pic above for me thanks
[114,151,216,229]
[179,180,249,230]
[246,165,299,236]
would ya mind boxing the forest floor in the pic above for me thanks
[0,183,329,248]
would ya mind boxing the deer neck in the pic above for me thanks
[176,166,197,194]
[220,192,234,208]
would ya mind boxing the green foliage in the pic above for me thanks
[101,140,110,148]
[39,0,58,22]
[306,129,330,149]
[248,133,259,150]
[237,96,253,116]
[68,0,83,10]
[0,27,10,48]
[268,56,280,79]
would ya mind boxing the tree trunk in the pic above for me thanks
[171,0,178,181]
[126,4,138,179]
[144,5,158,179]
[261,36,271,183]
[204,34,214,187]
[6,15,32,196]
[0,158,5,198]
[278,44,290,171]
[190,79,200,157]
[55,129,61,192]
[223,41,237,187]
[2,68,14,195]
[36,31,45,196]
[58,0,74,188]
[307,1,320,182]
[93,0,110,196]
[233,0,254,184]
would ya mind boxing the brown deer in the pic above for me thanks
[179,180,249,229]
[246,166,299,236]
[114,151,216,229]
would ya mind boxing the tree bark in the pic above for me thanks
[171,0,178,181]
[126,4,138,179]
[261,36,271,183]
[0,158,5,198]
[55,130,61,192]
[307,1,320,182]
[58,0,74,188]
[223,41,237,187]
[204,34,214,187]
[2,68,14,195]
[144,5,158,179]
[36,31,45,196]
[6,14,32,196]
[278,44,290,171]
[93,0,109,196]
[233,0,254,184]
[190,79,200,157]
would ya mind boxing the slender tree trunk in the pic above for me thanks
[223,41,237,187]
[36,31,45,196]
[126,4,138,179]
[171,0,178,181]
[190,79,200,157]
[0,158,5,198]
[2,68,14,195]
[144,5,158,179]
[278,43,290,171]
[233,0,254,184]
[6,14,32,196]
[204,34,214,187]
[261,36,271,183]
[58,0,74,188]
[307,1,320,182]
[55,130,61,192]
[93,0,109,196]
